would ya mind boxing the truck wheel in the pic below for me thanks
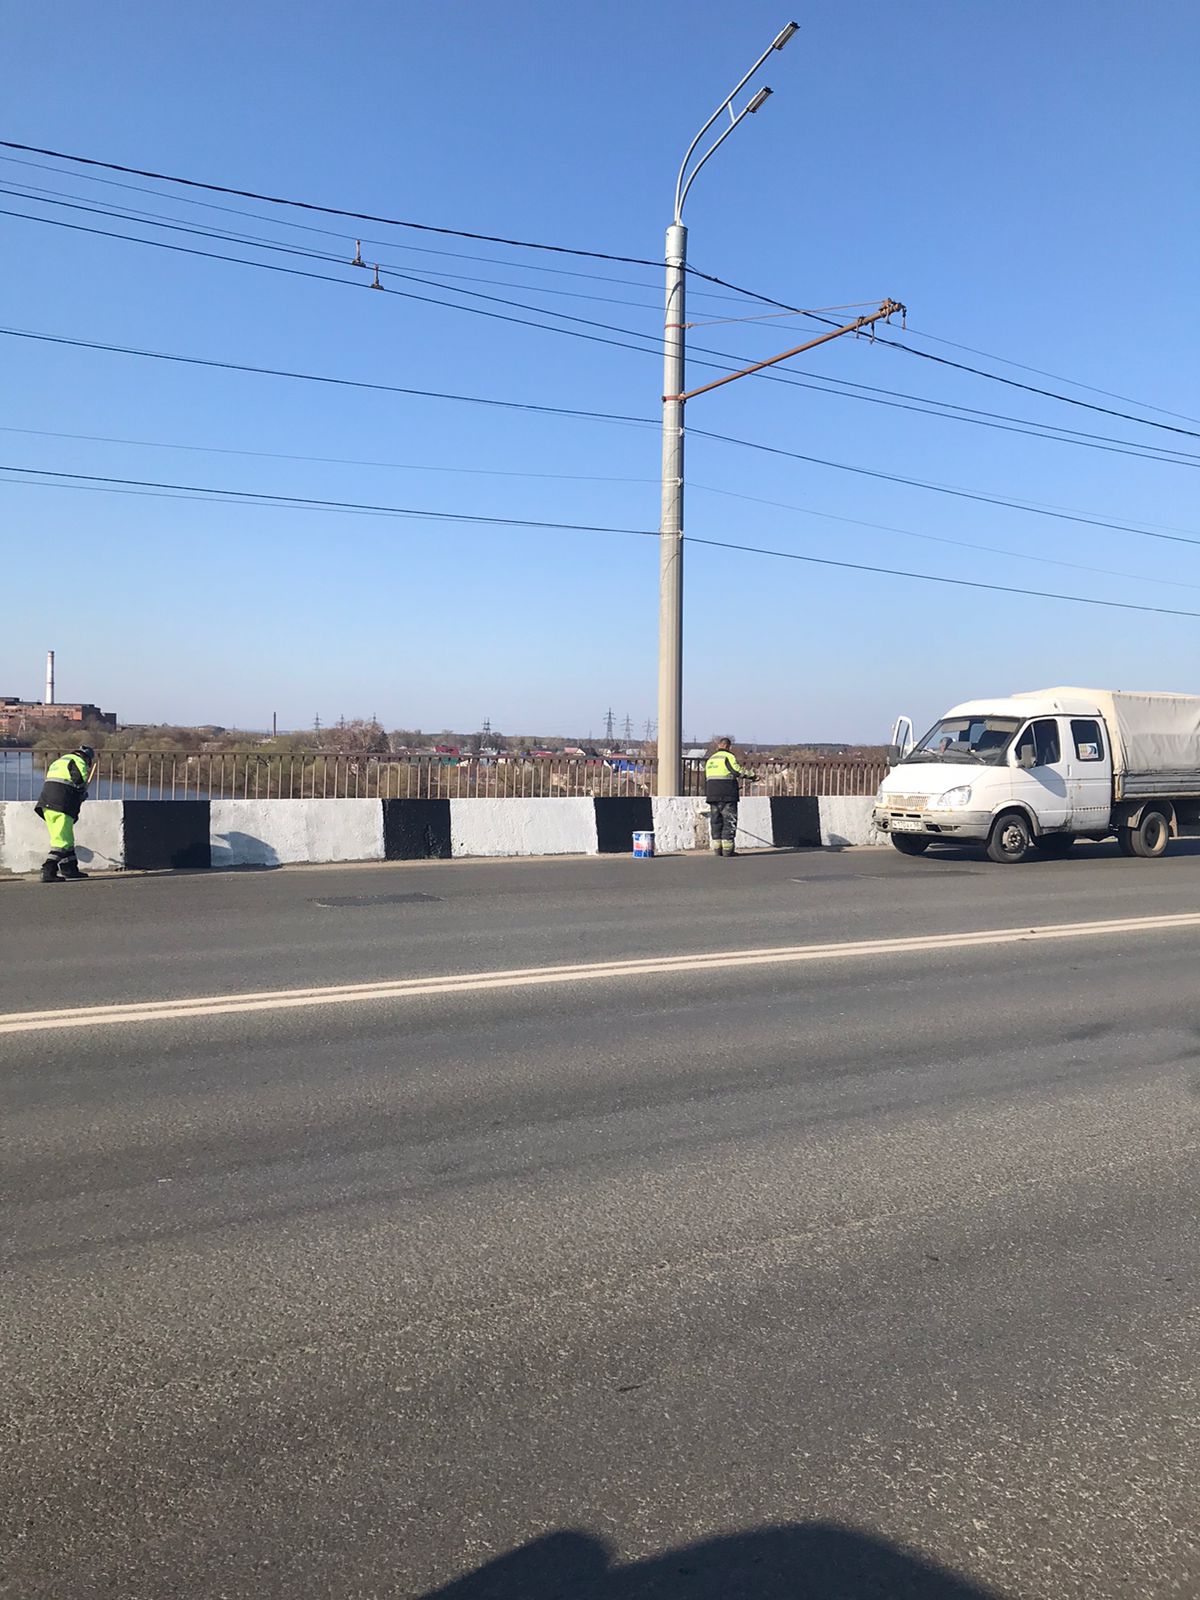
[890,834,930,856]
[1034,834,1074,856]
[987,810,1032,864]
[1130,809,1170,858]
[1116,826,1138,857]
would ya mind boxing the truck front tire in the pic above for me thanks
[986,811,1032,864]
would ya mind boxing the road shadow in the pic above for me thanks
[209,830,281,868]
[418,1523,1004,1599]
[898,837,1200,867]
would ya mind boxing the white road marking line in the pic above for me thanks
[4,911,1200,1035]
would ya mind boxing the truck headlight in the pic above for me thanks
[874,788,887,806]
[935,785,972,809]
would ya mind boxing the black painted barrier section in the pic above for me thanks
[594,796,654,853]
[383,798,452,860]
[769,796,822,849]
[123,800,212,870]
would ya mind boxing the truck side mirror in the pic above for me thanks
[1018,748,1036,770]
[885,743,901,766]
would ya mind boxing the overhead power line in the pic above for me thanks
[5,193,1195,468]
[0,423,657,486]
[0,462,661,536]
[0,154,751,306]
[1,171,674,312]
[6,139,1191,450]
[0,202,671,364]
[4,321,1193,548]
[899,324,1200,428]
[690,481,1200,593]
[6,421,1187,590]
[686,533,1200,621]
[686,263,1200,443]
[0,137,662,267]
[691,425,1200,549]
[0,324,652,428]
[5,459,1198,622]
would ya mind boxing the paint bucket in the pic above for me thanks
[632,831,655,859]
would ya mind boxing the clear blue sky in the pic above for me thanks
[3,0,1198,742]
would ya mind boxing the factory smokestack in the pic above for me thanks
[45,649,55,706]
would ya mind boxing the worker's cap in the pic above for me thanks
[77,745,96,765]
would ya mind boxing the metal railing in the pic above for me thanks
[0,748,889,802]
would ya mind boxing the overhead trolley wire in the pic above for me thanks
[687,262,1200,443]
[891,324,1200,430]
[4,194,1195,469]
[6,138,1191,445]
[0,153,752,305]
[0,174,676,313]
[0,202,672,364]
[0,137,663,266]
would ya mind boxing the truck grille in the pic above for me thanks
[886,795,928,812]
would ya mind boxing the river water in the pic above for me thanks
[0,751,155,801]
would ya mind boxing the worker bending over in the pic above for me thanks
[705,738,755,857]
[34,745,94,882]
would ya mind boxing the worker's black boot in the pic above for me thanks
[58,857,89,881]
[40,859,61,883]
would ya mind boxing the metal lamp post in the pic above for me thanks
[655,21,798,797]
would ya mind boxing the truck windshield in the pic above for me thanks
[903,716,1021,765]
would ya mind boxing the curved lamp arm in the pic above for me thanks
[672,21,797,224]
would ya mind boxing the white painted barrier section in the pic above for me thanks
[734,796,774,852]
[650,797,710,854]
[209,799,384,867]
[820,796,885,848]
[0,800,125,872]
[450,798,597,858]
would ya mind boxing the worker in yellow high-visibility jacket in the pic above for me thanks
[704,738,755,857]
[34,746,94,882]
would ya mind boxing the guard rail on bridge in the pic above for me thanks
[1,749,888,802]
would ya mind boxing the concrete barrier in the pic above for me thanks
[593,796,654,853]
[449,798,598,858]
[651,797,710,854]
[820,795,884,848]
[0,793,891,875]
[0,800,125,873]
[209,799,385,867]
[734,796,774,853]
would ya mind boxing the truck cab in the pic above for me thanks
[874,693,1115,863]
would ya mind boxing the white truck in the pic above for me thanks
[873,686,1200,864]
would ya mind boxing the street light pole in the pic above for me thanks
[655,22,798,797]
[656,219,687,800]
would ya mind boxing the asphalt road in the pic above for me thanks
[2,844,1199,1598]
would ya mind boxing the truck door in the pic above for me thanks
[1011,717,1071,831]
[1065,716,1111,832]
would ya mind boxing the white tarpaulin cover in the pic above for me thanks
[1017,687,1200,794]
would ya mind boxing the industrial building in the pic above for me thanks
[0,650,117,737]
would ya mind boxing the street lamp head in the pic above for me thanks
[746,86,773,114]
[772,21,799,49]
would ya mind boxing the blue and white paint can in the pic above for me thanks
[632,831,655,858]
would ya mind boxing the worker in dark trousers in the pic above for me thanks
[34,745,94,882]
[705,738,755,857]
